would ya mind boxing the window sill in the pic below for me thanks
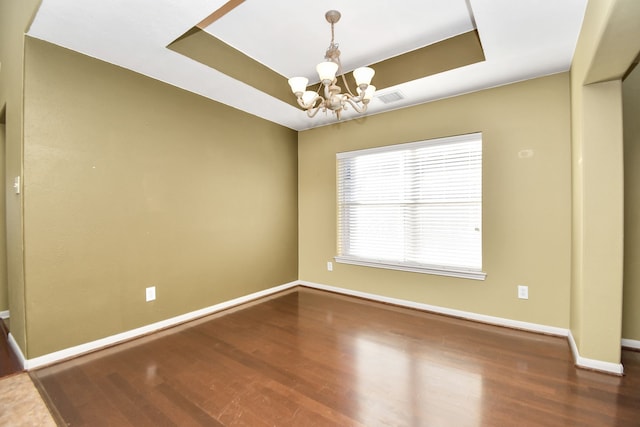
[334,256,487,281]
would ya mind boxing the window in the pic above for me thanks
[336,133,484,280]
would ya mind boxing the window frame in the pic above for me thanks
[335,132,486,280]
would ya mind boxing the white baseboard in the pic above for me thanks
[622,338,640,350]
[567,331,624,375]
[8,332,25,370]
[21,281,299,370]
[0,310,9,320]
[298,280,570,337]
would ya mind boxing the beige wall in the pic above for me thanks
[0,0,41,353]
[22,38,298,358]
[623,64,640,341]
[6,0,640,366]
[299,73,572,328]
[570,0,640,364]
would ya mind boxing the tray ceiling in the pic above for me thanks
[27,0,588,131]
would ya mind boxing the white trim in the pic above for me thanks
[334,256,487,280]
[298,280,568,337]
[336,133,483,280]
[0,310,9,319]
[336,132,483,158]
[8,332,25,370]
[568,331,624,375]
[622,338,640,350]
[21,281,298,370]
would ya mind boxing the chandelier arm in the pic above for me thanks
[343,91,365,104]
[295,93,321,110]
[339,73,358,98]
[306,102,324,118]
[296,97,308,110]
[298,94,325,117]
[344,96,368,113]
[333,56,357,98]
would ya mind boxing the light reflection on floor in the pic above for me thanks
[354,334,483,426]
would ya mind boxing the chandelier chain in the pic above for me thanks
[331,21,335,45]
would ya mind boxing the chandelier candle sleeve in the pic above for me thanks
[287,10,376,119]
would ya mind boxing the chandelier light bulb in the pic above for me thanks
[288,76,309,96]
[316,61,339,84]
[301,91,318,107]
[353,67,375,88]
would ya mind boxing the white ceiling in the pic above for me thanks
[27,0,588,131]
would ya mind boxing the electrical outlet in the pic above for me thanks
[146,286,156,302]
[518,285,528,300]
[327,261,333,272]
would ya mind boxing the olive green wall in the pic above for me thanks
[22,37,298,358]
[299,73,572,328]
[570,0,640,364]
[623,65,640,341]
[0,0,41,353]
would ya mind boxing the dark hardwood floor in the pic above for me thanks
[29,288,640,426]
[0,318,22,378]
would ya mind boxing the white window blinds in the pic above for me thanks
[336,133,484,280]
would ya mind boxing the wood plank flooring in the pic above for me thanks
[0,318,22,378]
[30,288,640,426]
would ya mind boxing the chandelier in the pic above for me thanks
[287,10,376,119]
